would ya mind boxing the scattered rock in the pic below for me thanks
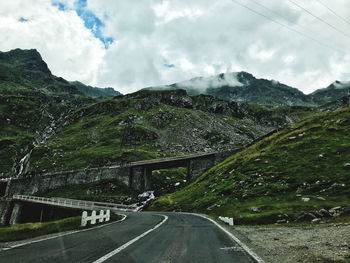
[319,209,332,218]
[276,219,288,224]
[250,207,260,213]
[207,204,220,211]
[339,206,350,216]
[296,213,317,222]
[311,218,321,224]
[343,163,350,170]
[329,206,342,214]
[302,197,310,202]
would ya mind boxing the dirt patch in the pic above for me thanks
[229,224,350,263]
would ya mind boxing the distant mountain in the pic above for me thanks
[145,72,314,107]
[0,48,82,96]
[70,81,121,98]
[309,80,350,105]
[0,48,120,177]
[0,48,122,99]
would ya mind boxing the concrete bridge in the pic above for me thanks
[0,195,137,226]
[0,149,240,207]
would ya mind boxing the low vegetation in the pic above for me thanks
[150,168,188,196]
[0,216,82,242]
[149,107,350,224]
[0,213,122,242]
[36,178,139,204]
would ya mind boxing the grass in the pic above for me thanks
[36,178,139,204]
[150,168,188,196]
[149,106,350,224]
[0,213,122,242]
[0,216,81,242]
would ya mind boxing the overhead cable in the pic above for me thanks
[287,0,350,40]
[315,0,350,27]
[230,0,345,53]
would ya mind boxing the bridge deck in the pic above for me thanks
[12,195,138,212]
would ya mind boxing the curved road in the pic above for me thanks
[0,212,258,263]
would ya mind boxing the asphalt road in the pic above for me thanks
[0,212,257,263]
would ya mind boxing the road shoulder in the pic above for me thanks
[0,213,126,251]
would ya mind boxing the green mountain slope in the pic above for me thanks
[310,81,350,105]
[70,81,121,98]
[0,49,95,176]
[145,72,315,107]
[25,89,314,174]
[150,107,350,224]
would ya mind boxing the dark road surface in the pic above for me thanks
[0,212,258,263]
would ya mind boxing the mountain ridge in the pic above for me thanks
[145,72,350,108]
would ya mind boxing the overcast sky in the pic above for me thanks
[1,0,350,94]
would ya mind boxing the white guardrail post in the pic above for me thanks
[219,216,234,226]
[81,211,88,227]
[81,210,110,227]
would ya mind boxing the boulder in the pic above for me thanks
[329,206,342,214]
[296,212,317,222]
[311,218,321,224]
[250,207,260,213]
[343,163,350,170]
[339,206,350,216]
[318,209,332,218]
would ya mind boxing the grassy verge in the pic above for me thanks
[36,178,139,204]
[148,107,350,225]
[150,167,187,196]
[0,213,122,242]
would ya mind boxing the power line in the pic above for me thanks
[315,0,350,27]
[287,0,350,40]
[248,0,318,38]
[230,0,345,53]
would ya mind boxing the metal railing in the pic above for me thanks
[12,195,138,212]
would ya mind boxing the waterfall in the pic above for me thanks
[15,150,32,178]
[13,116,58,179]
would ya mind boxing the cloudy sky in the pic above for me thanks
[1,0,350,94]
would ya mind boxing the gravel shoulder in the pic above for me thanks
[227,223,350,263]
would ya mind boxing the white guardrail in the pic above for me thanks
[81,210,110,227]
[12,195,138,212]
[219,216,234,226]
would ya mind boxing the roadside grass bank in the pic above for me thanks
[35,178,139,204]
[148,107,350,225]
[0,213,122,242]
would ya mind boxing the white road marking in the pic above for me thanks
[93,214,168,263]
[1,213,127,251]
[186,213,265,263]
[220,246,244,251]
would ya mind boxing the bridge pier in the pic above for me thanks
[0,182,7,197]
[129,167,151,192]
[0,201,13,225]
[187,158,216,180]
[9,202,23,225]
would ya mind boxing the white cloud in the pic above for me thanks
[1,0,350,94]
[0,0,106,85]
